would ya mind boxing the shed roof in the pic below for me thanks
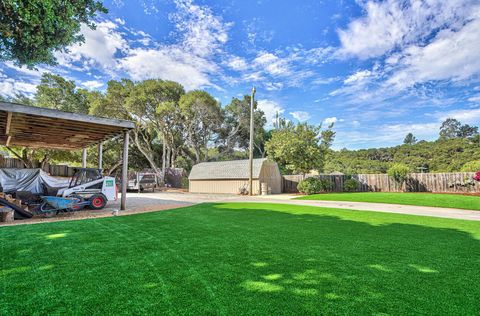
[0,102,135,150]
[189,158,268,180]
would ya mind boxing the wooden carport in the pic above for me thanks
[0,102,135,210]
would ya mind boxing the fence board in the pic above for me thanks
[283,172,479,194]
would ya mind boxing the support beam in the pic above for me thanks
[6,135,11,146]
[121,131,129,211]
[82,148,87,168]
[5,112,12,134]
[98,142,103,170]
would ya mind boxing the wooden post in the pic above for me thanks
[121,131,129,210]
[248,87,256,195]
[82,148,87,168]
[98,142,103,170]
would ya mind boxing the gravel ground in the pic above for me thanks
[3,190,478,226]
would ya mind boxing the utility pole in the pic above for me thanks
[248,86,256,196]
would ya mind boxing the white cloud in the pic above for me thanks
[337,0,476,59]
[344,70,372,84]
[386,15,480,90]
[290,111,311,122]
[432,108,480,125]
[265,82,283,91]
[118,0,230,90]
[226,56,248,71]
[323,117,342,125]
[0,78,37,97]
[82,80,104,90]
[257,99,285,127]
[253,52,290,76]
[57,21,128,70]
[468,95,480,102]
[119,48,215,90]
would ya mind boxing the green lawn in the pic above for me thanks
[296,192,480,210]
[1,203,480,315]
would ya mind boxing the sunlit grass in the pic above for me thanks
[296,192,480,210]
[1,203,479,315]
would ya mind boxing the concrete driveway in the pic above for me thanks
[114,191,480,221]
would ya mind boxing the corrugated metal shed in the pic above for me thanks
[189,158,267,180]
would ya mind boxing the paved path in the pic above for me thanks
[137,192,480,221]
[229,196,480,221]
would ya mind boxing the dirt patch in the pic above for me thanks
[0,203,189,227]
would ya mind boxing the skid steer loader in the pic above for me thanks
[56,168,117,210]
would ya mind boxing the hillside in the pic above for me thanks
[324,137,480,174]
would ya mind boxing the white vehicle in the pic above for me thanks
[57,168,117,209]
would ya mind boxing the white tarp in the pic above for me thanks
[0,168,70,194]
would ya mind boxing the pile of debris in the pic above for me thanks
[0,192,33,222]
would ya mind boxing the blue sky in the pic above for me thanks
[1,0,480,149]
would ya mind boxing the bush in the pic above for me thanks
[297,177,332,195]
[387,163,410,183]
[461,161,480,172]
[343,178,358,192]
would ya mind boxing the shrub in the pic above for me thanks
[387,163,410,184]
[461,161,480,172]
[343,178,358,192]
[297,177,332,195]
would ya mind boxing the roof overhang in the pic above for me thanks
[0,102,135,150]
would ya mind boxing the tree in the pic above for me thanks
[458,124,478,138]
[217,96,267,158]
[403,133,417,145]
[0,0,107,67]
[265,122,335,174]
[387,163,410,184]
[439,118,461,139]
[126,79,185,173]
[179,90,222,163]
[461,161,480,172]
[36,73,90,113]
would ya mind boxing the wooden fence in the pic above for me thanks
[282,172,479,194]
[0,156,75,177]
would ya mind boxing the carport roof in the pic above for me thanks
[0,102,135,150]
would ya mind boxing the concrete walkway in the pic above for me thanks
[228,195,480,221]
[142,192,480,221]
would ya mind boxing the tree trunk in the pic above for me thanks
[132,129,163,180]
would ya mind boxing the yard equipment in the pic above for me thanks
[56,168,117,210]
[39,196,91,216]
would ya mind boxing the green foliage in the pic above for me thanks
[387,163,410,183]
[440,118,478,139]
[403,133,417,145]
[343,178,359,192]
[324,137,480,174]
[461,161,480,172]
[0,0,107,67]
[217,96,267,158]
[297,177,332,195]
[180,90,222,163]
[36,73,91,113]
[266,122,334,174]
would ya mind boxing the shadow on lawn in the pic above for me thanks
[205,203,480,315]
[1,203,480,315]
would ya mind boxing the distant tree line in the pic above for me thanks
[325,119,480,174]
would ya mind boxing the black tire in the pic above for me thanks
[88,194,107,210]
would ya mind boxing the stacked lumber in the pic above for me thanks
[0,192,33,219]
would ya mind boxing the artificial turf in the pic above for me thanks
[1,203,480,315]
[295,192,480,210]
